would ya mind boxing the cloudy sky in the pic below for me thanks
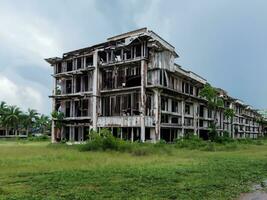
[0,0,267,114]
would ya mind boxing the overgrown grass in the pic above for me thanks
[0,139,267,199]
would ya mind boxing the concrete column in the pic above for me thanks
[92,51,99,130]
[120,128,123,140]
[140,59,147,142]
[193,102,198,135]
[181,100,185,137]
[152,88,161,142]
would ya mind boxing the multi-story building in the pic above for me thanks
[45,28,263,143]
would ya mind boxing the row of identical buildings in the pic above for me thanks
[46,28,264,143]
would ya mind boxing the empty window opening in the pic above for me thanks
[65,101,71,117]
[67,60,73,71]
[57,62,62,73]
[190,85,193,95]
[171,117,179,124]
[83,75,89,91]
[124,48,131,60]
[135,44,142,57]
[99,51,107,63]
[77,57,82,69]
[126,66,141,87]
[161,97,168,111]
[66,80,72,94]
[114,49,122,62]
[161,114,169,123]
[199,105,204,117]
[172,100,178,113]
[185,104,191,115]
[86,55,93,67]
[76,76,81,93]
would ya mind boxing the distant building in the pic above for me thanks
[45,28,264,143]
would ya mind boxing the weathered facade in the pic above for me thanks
[46,28,263,143]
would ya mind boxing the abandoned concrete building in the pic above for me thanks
[45,28,263,143]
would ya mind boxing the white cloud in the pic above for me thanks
[0,75,45,113]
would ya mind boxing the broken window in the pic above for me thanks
[67,60,73,71]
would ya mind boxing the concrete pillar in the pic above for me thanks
[120,128,123,140]
[92,51,99,130]
[193,102,198,135]
[181,100,185,137]
[152,89,161,142]
[140,59,147,142]
[150,128,155,143]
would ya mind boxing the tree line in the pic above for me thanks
[0,101,51,136]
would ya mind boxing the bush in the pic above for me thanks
[28,135,49,141]
[80,129,121,151]
[175,136,207,150]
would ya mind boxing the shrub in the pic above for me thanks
[175,136,207,150]
[28,135,49,141]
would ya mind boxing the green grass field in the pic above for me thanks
[0,140,267,200]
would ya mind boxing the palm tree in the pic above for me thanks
[23,109,39,136]
[0,101,7,116]
[36,114,51,134]
[51,111,64,141]
[2,105,22,135]
[0,101,8,136]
